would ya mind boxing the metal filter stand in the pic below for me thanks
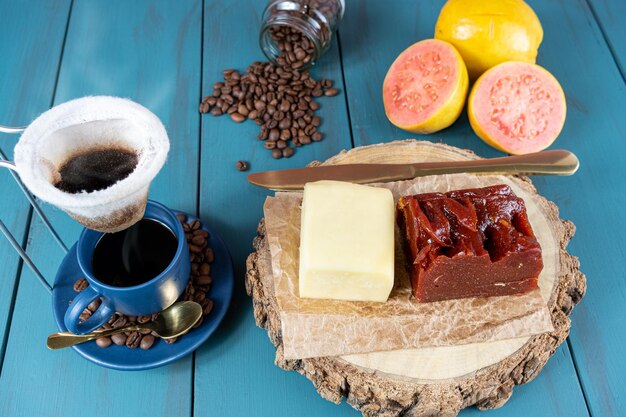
[1,125,68,294]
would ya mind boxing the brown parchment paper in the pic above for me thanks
[265,175,554,360]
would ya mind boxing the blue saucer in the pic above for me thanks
[51,212,234,371]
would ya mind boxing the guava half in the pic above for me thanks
[383,39,468,134]
[468,62,566,154]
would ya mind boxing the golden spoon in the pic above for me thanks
[46,301,203,350]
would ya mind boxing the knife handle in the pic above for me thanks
[411,150,579,177]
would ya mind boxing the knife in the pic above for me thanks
[247,149,579,191]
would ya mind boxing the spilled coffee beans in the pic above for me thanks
[199,26,339,160]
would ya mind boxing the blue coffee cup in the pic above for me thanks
[64,200,191,334]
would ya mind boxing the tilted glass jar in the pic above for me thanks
[260,0,345,69]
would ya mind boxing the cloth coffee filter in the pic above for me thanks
[13,96,169,233]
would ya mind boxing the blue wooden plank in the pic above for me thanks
[0,0,71,365]
[339,0,590,416]
[193,0,355,416]
[0,1,201,416]
[525,0,626,415]
[586,0,626,81]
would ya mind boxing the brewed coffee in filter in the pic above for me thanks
[13,96,169,233]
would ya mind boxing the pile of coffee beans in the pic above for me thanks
[199,26,339,160]
[72,215,215,350]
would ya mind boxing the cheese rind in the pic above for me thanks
[298,181,395,302]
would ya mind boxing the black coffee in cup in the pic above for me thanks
[92,218,177,287]
[54,147,138,193]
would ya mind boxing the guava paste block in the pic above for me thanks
[397,184,542,303]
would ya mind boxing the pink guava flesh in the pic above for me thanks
[384,40,461,128]
[471,62,566,154]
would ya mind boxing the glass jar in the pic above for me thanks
[260,0,345,69]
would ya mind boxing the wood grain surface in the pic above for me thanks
[0,0,623,416]
[0,0,71,367]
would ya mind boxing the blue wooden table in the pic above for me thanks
[0,1,623,416]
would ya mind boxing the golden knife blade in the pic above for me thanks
[247,150,579,191]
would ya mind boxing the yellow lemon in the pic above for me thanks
[435,0,543,80]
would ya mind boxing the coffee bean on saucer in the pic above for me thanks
[164,337,177,344]
[111,333,127,346]
[192,235,205,246]
[137,315,151,324]
[96,337,112,348]
[176,213,187,223]
[140,335,155,350]
[79,309,91,323]
[197,275,212,286]
[87,298,101,312]
[126,331,142,349]
[73,278,89,292]
[111,315,127,329]
[199,263,210,275]
[202,299,214,316]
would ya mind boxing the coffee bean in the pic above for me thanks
[137,315,151,324]
[176,213,187,223]
[111,333,127,346]
[199,263,211,275]
[280,129,291,140]
[269,128,280,141]
[247,110,258,120]
[139,328,152,335]
[324,88,339,96]
[96,337,112,348]
[204,247,214,263]
[282,146,295,158]
[87,298,102,312]
[192,235,206,246]
[111,315,127,329]
[271,148,283,159]
[79,309,91,323]
[312,132,324,142]
[264,141,277,150]
[197,275,212,286]
[278,118,291,130]
[140,335,155,350]
[230,112,245,123]
[73,278,89,292]
[164,337,177,344]
[237,103,249,116]
[126,331,142,349]
[199,102,210,114]
[299,135,311,145]
[276,140,287,149]
[236,160,249,171]
[202,299,214,316]
[210,107,222,116]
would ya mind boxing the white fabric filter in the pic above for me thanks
[13,96,169,232]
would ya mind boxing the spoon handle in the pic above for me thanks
[46,325,146,349]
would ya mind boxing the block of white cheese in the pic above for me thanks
[298,180,395,302]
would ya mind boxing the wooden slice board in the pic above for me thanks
[245,140,586,417]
